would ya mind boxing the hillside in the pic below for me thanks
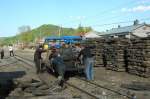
[1,24,92,45]
[1,24,79,45]
[0,37,8,46]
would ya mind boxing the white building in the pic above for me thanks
[84,31,102,39]
[103,22,150,38]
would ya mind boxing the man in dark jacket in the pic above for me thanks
[78,44,95,80]
[34,44,46,74]
[49,47,66,87]
[0,47,4,59]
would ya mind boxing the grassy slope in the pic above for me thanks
[1,24,77,45]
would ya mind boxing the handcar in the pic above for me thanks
[41,48,84,75]
[41,35,84,75]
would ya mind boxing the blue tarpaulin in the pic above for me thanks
[45,36,61,40]
[45,36,81,41]
[44,36,82,46]
[61,36,81,40]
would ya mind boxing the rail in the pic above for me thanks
[14,54,132,99]
[75,77,132,99]
[14,54,100,99]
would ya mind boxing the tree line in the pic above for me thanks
[1,24,92,45]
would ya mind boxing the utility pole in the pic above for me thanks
[40,29,41,40]
[39,28,42,44]
[58,25,62,45]
[58,25,62,37]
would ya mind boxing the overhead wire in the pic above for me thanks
[54,0,136,27]
[61,0,142,29]
[54,0,149,31]
[90,17,150,27]
[85,0,138,21]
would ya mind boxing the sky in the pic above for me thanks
[0,0,150,37]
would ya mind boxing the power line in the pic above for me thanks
[90,17,150,27]
[87,0,137,19]
[55,0,148,30]
[62,0,142,29]
[84,0,148,25]
[86,14,123,26]
[61,17,150,30]
[56,0,142,28]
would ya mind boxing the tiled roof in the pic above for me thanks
[106,24,145,34]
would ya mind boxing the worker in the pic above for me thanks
[60,43,74,61]
[34,44,46,74]
[74,43,82,57]
[77,44,95,80]
[0,46,4,59]
[49,46,66,87]
[8,44,14,56]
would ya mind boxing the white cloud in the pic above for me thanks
[121,5,150,12]
[121,8,128,12]
[69,16,86,20]
[77,16,81,20]
[138,0,150,4]
[111,10,118,14]
[69,16,73,18]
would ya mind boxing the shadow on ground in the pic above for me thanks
[0,71,26,99]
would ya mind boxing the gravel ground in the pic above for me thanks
[0,50,38,98]
[94,67,150,99]
[1,49,150,99]
[0,51,94,99]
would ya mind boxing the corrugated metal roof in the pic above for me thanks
[106,24,145,34]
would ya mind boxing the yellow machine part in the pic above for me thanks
[44,44,49,50]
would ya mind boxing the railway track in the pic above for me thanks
[14,54,100,99]
[74,77,132,99]
[13,54,132,99]
[0,60,18,67]
[14,55,35,71]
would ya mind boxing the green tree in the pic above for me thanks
[76,24,93,35]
